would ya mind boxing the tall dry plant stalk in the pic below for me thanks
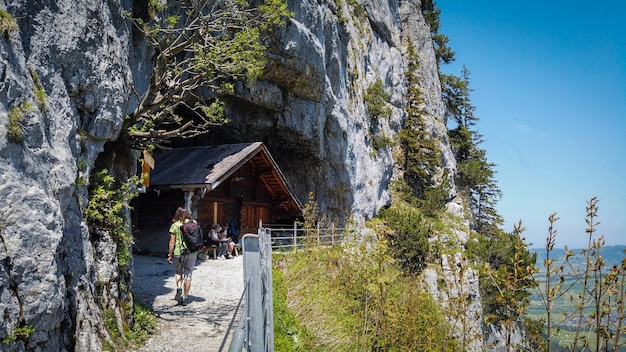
[538,197,626,351]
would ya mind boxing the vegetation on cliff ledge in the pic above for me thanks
[274,229,460,351]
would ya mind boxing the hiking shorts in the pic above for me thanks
[174,251,198,281]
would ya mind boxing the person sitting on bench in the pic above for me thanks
[221,223,237,257]
[207,224,234,259]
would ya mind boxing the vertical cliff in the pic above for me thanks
[0,0,135,350]
[225,0,485,347]
[223,0,456,223]
[0,0,488,350]
[204,0,483,351]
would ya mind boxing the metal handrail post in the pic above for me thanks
[316,222,320,244]
[292,221,297,251]
[227,280,249,352]
[242,234,262,351]
[260,227,274,352]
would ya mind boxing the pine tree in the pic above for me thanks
[399,41,447,214]
[441,67,476,128]
[444,68,502,233]
[421,0,455,66]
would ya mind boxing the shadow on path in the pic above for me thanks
[131,254,244,352]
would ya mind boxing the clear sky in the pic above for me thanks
[437,1,626,249]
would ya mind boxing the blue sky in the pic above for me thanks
[437,1,626,249]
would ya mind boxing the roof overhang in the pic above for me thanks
[148,142,302,212]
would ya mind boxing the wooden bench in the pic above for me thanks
[199,243,241,259]
[198,245,218,260]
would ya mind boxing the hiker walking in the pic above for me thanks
[167,206,198,306]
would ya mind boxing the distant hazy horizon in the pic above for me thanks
[530,244,626,251]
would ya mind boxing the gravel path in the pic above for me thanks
[131,253,244,352]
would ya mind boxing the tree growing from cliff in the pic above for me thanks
[421,0,455,66]
[364,79,393,150]
[424,2,504,235]
[125,0,289,149]
[444,67,502,235]
[399,41,448,215]
[441,67,476,128]
[425,2,503,235]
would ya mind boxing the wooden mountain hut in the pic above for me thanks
[132,142,302,253]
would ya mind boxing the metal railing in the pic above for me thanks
[264,222,347,251]
[228,226,274,352]
[227,222,348,351]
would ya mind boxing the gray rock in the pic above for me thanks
[228,0,456,226]
[1,0,132,350]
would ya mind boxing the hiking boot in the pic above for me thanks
[180,296,188,306]
[174,288,182,302]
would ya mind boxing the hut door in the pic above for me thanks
[240,205,270,233]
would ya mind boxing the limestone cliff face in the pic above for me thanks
[0,0,133,350]
[0,0,486,350]
[225,0,456,223]
[227,1,485,348]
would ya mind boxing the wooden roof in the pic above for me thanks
[148,142,302,212]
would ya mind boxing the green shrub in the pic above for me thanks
[2,324,34,343]
[467,225,536,327]
[364,78,391,121]
[85,170,139,269]
[103,308,120,340]
[372,132,393,151]
[378,204,431,274]
[101,299,155,350]
[6,101,34,144]
[365,79,393,151]
[276,232,459,351]
[126,302,157,346]
[29,67,47,111]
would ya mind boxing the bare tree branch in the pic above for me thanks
[125,0,290,149]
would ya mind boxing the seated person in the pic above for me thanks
[207,224,234,259]
[226,220,239,244]
[199,224,222,259]
[221,223,237,257]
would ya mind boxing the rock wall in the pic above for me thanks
[0,0,134,350]
[225,1,486,346]
[220,0,456,224]
[423,250,484,351]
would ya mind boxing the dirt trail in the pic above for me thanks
[131,254,244,352]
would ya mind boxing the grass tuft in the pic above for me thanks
[0,9,18,37]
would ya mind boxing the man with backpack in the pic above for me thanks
[167,206,199,306]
